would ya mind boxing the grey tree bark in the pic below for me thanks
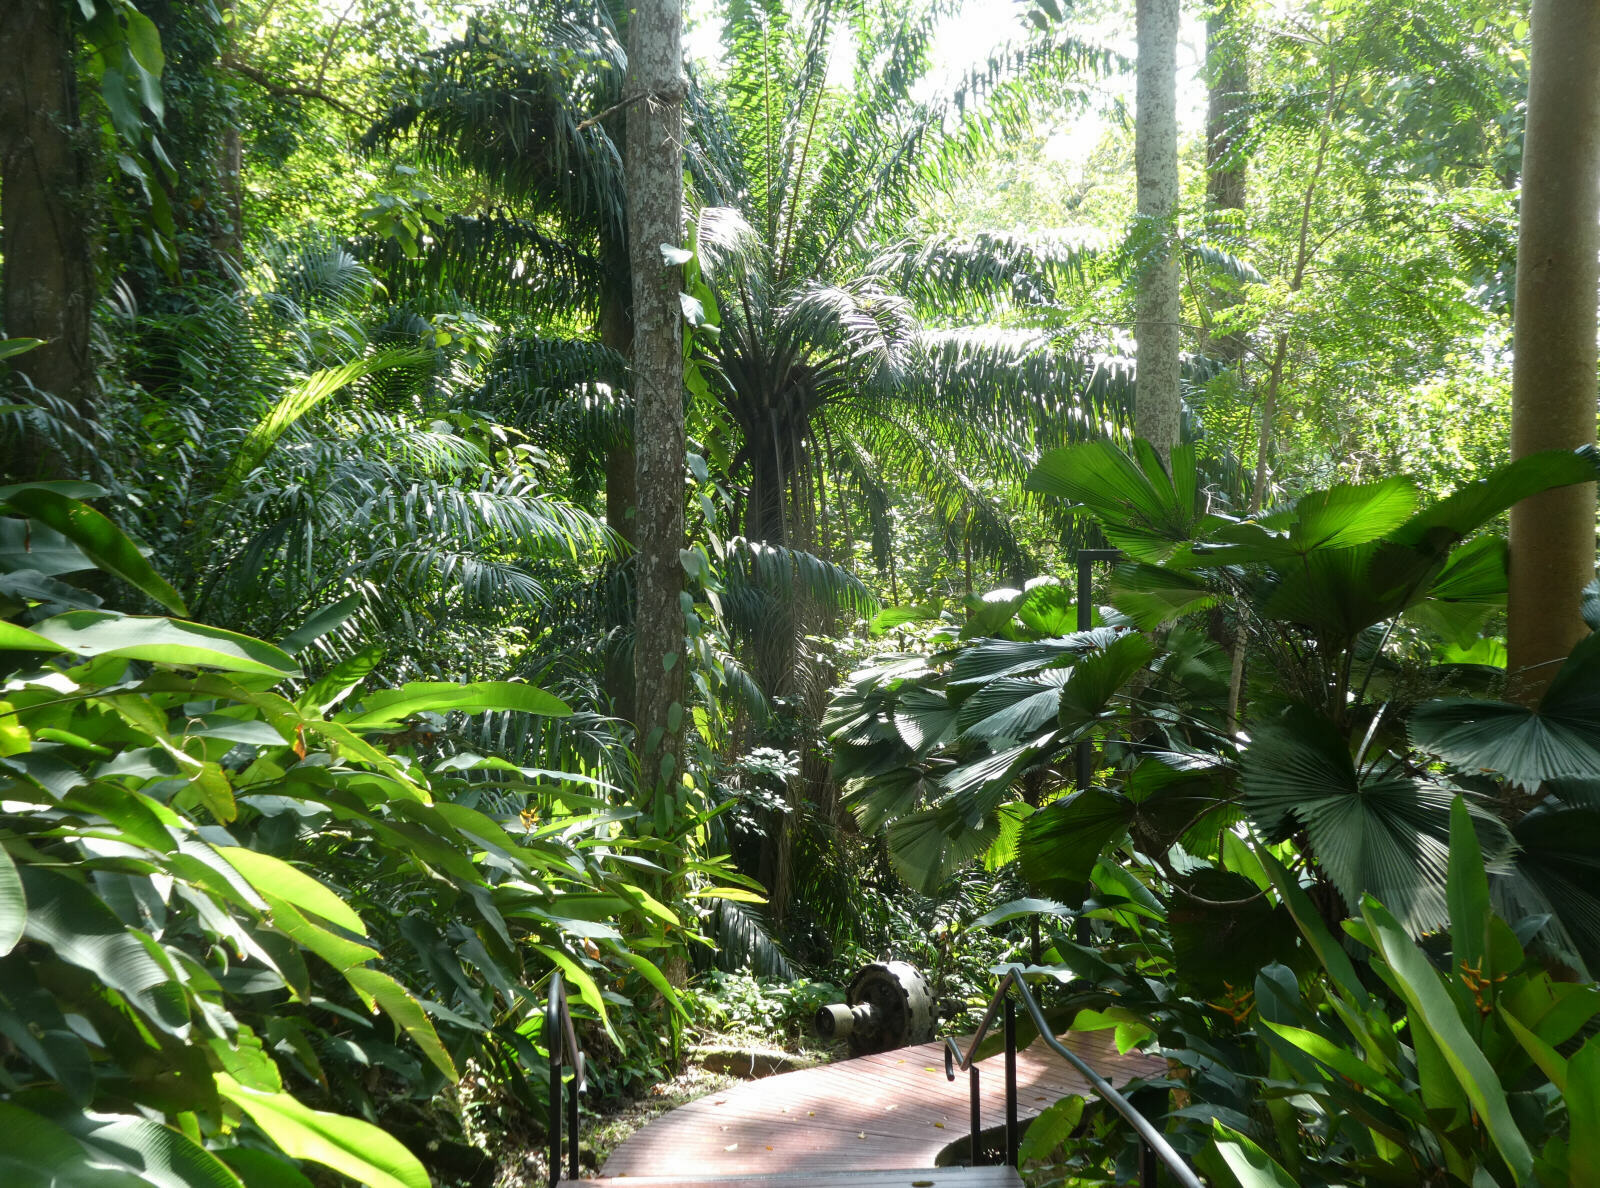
[1506,0,1600,705]
[625,0,687,798]
[1134,0,1182,466]
[0,0,97,479]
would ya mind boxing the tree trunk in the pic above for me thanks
[1204,0,1247,364]
[626,0,687,799]
[1134,0,1182,466]
[0,0,97,479]
[1506,0,1600,704]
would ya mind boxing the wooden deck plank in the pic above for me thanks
[563,1167,1022,1188]
[600,1030,1163,1178]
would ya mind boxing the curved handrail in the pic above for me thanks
[943,964,1202,1188]
[547,971,587,1188]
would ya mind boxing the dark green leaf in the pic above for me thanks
[2,489,187,614]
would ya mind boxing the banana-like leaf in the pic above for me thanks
[1362,896,1535,1183]
[20,867,190,1035]
[2,488,188,614]
[0,844,22,955]
[0,1102,144,1188]
[214,1074,429,1188]
[343,966,458,1082]
[1204,1122,1299,1188]
[1411,630,1600,790]
[341,680,571,728]
[1571,1038,1600,1185]
[217,847,367,937]
[60,1110,246,1188]
[26,611,301,677]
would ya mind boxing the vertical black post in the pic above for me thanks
[567,1054,581,1181]
[1138,1138,1159,1187]
[548,1048,562,1188]
[969,1066,983,1165]
[1004,998,1019,1167]
[1029,916,1041,965]
[1075,551,1095,790]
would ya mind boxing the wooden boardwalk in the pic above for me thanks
[597,1031,1164,1178]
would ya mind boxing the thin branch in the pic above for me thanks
[222,55,358,114]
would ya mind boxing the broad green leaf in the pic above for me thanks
[30,611,300,677]
[0,844,23,955]
[1447,797,1490,975]
[20,866,190,1034]
[1244,705,1452,931]
[340,680,570,728]
[1057,631,1155,736]
[970,897,1074,928]
[1363,896,1534,1183]
[1259,1022,1427,1123]
[217,847,366,936]
[343,966,458,1081]
[884,806,999,894]
[262,897,374,971]
[1570,1037,1600,1186]
[0,1102,131,1188]
[0,337,44,361]
[0,621,59,651]
[1108,561,1217,629]
[214,1074,429,1188]
[1026,441,1206,562]
[1208,1122,1299,1188]
[531,946,614,1041]
[279,594,363,655]
[2,489,188,614]
[65,1111,245,1188]
[1498,1007,1568,1092]
[1019,788,1134,897]
[1018,1095,1084,1162]
[217,1147,315,1188]
[1257,847,1371,1008]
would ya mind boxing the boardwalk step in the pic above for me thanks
[561,1167,1023,1188]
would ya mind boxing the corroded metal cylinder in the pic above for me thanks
[814,961,935,1055]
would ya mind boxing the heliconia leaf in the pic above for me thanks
[1206,1122,1300,1188]
[214,1073,430,1188]
[216,847,367,937]
[1569,1037,1600,1185]
[0,621,59,652]
[969,896,1075,928]
[0,1102,130,1188]
[278,594,363,655]
[0,844,24,956]
[2,488,188,615]
[28,611,301,677]
[63,1111,245,1188]
[343,966,458,1082]
[20,866,190,1035]
[1362,896,1534,1183]
[340,680,570,728]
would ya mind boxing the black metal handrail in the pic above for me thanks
[943,964,1202,1188]
[546,971,586,1188]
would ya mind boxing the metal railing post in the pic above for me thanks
[969,1066,983,1165]
[1003,997,1018,1167]
[1139,1137,1159,1187]
[567,1053,582,1181]
[548,1039,562,1188]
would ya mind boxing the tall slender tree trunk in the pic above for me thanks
[1134,0,1182,466]
[626,0,687,799]
[0,0,97,479]
[1204,0,1247,366]
[600,289,639,723]
[1506,0,1600,705]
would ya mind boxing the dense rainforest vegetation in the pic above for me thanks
[1,0,1598,1186]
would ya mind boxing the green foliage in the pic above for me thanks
[0,490,691,1184]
